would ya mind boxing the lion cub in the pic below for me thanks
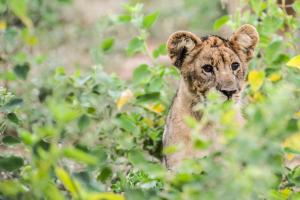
[163,25,259,169]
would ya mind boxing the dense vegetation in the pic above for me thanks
[0,0,300,199]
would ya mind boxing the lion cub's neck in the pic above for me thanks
[172,79,203,120]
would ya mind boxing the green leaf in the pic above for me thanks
[101,38,115,52]
[284,147,300,155]
[142,11,159,29]
[13,63,30,80]
[0,180,26,197]
[262,16,284,34]
[293,1,300,14]
[2,135,20,145]
[265,40,282,63]
[118,15,132,23]
[78,115,90,131]
[1,98,23,112]
[97,166,112,182]
[132,64,151,85]
[48,101,81,123]
[127,37,144,56]
[128,150,147,166]
[213,15,229,30]
[145,77,163,93]
[0,156,24,171]
[63,147,98,165]
[136,92,160,103]
[8,0,32,28]
[7,113,20,125]
[19,130,35,145]
[152,44,167,58]
[249,0,267,14]
[114,114,136,132]
[8,0,27,18]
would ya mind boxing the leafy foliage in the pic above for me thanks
[0,0,300,199]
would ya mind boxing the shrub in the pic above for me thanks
[0,0,300,199]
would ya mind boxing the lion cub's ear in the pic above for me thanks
[230,24,259,62]
[167,31,201,68]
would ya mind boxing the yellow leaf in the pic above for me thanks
[248,70,265,92]
[87,193,125,200]
[26,35,38,46]
[295,111,300,118]
[143,118,154,127]
[221,110,235,125]
[283,133,300,160]
[272,189,292,200]
[55,167,80,198]
[146,103,165,114]
[251,91,264,102]
[0,21,7,30]
[268,73,282,82]
[287,55,300,69]
[116,89,133,110]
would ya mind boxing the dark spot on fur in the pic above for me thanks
[201,35,209,41]
[174,47,188,68]
[211,35,229,42]
[186,70,196,86]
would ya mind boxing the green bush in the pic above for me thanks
[0,0,300,199]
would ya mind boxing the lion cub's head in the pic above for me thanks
[167,24,259,101]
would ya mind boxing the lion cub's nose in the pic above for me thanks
[220,90,237,98]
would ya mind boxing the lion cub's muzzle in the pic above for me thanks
[220,89,237,99]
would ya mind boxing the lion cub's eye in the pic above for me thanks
[202,64,214,73]
[231,62,240,71]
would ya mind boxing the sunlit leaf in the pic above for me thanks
[268,73,282,82]
[48,100,81,123]
[116,89,134,110]
[8,0,33,28]
[146,103,165,114]
[55,167,80,198]
[87,193,124,200]
[283,133,300,160]
[118,14,131,22]
[153,44,167,58]
[213,15,229,30]
[63,147,98,165]
[101,38,115,52]
[0,180,26,197]
[248,70,265,91]
[0,20,6,30]
[142,11,159,29]
[287,55,300,69]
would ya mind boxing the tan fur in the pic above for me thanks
[163,25,259,170]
